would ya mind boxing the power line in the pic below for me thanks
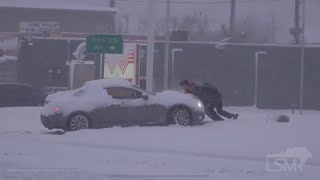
[311,0,320,8]
[313,0,320,5]
[118,0,233,2]
[166,0,252,4]
[117,0,253,5]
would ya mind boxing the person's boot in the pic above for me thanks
[231,114,239,120]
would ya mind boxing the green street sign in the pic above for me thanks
[86,34,123,54]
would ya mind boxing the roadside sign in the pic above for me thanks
[86,34,123,54]
[104,43,137,84]
[20,22,60,37]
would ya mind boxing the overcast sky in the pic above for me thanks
[115,0,320,43]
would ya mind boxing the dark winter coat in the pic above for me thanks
[188,83,222,106]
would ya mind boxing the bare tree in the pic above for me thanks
[138,11,273,43]
[155,12,223,42]
[232,14,274,43]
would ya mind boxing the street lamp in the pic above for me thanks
[254,51,267,108]
[171,48,183,89]
[163,0,171,90]
[146,0,155,92]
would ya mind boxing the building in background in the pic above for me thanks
[0,0,117,84]
[0,0,117,34]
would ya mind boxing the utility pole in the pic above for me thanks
[272,15,276,42]
[294,0,301,44]
[110,0,115,8]
[300,0,306,114]
[124,14,129,33]
[163,0,171,90]
[229,0,236,41]
[146,0,155,92]
[110,0,115,32]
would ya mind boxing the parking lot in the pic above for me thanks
[0,107,319,180]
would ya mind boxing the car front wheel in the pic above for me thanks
[68,114,90,131]
[172,107,192,126]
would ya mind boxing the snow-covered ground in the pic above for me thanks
[0,107,319,180]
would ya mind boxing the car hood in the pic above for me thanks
[150,90,203,110]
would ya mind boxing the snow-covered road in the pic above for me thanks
[0,107,319,180]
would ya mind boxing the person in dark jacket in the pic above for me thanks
[180,80,238,121]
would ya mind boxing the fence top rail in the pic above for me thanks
[2,32,320,48]
[161,41,320,48]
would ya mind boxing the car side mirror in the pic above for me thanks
[141,94,149,101]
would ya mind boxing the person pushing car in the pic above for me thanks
[180,80,238,121]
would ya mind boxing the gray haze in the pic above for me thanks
[1,0,319,42]
[116,0,320,43]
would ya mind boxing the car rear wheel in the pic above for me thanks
[68,114,90,131]
[172,107,192,126]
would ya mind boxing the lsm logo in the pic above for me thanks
[266,147,312,172]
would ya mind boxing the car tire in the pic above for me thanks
[171,107,192,126]
[67,113,91,131]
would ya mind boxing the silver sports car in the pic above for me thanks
[41,79,205,131]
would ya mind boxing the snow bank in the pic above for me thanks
[0,107,43,132]
[0,38,18,50]
[0,55,17,64]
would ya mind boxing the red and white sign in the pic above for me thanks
[104,43,137,84]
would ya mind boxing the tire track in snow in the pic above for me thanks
[2,130,319,168]
[51,141,320,168]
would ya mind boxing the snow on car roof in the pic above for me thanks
[83,79,132,89]
[0,0,117,12]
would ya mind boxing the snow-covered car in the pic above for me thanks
[41,79,205,131]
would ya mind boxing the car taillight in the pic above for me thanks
[54,107,59,112]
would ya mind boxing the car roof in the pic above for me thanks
[83,79,132,89]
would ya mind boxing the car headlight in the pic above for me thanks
[197,102,203,108]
